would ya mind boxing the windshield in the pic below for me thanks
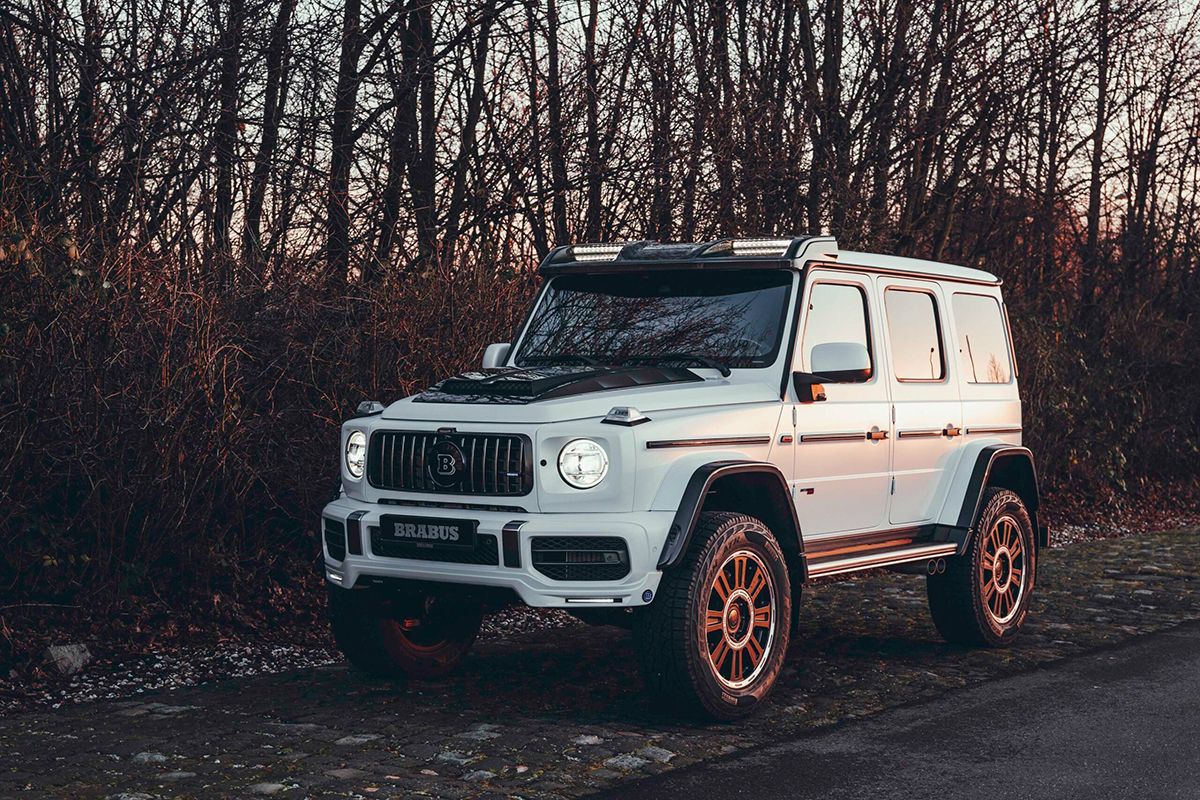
[514,270,794,370]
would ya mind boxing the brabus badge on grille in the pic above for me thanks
[429,439,466,487]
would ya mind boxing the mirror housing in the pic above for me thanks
[808,341,872,383]
[482,342,511,370]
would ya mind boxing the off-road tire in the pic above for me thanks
[328,585,482,679]
[634,512,792,721]
[927,487,1036,647]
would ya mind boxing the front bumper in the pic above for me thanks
[320,496,669,607]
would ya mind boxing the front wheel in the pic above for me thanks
[927,487,1037,646]
[634,512,792,721]
[328,584,482,679]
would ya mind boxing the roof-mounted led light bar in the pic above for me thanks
[539,235,837,273]
[570,242,626,262]
[730,237,796,257]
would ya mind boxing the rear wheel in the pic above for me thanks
[328,584,482,679]
[927,488,1036,646]
[634,512,792,721]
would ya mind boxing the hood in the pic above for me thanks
[382,368,780,424]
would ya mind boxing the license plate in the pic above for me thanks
[378,515,477,550]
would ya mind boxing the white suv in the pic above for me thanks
[321,236,1046,720]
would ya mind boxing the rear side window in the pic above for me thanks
[801,283,872,371]
[884,289,945,381]
[952,293,1013,384]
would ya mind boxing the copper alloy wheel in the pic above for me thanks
[704,549,776,689]
[979,513,1027,626]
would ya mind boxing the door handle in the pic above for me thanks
[867,428,889,441]
[943,425,962,438]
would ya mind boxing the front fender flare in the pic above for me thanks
[657,461,806,579]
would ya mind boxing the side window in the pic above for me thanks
[884,289,945,381]
[952,293,1013,383]
[801,283,872,371]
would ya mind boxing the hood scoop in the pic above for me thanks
[414,365,703,405]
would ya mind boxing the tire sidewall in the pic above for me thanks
[969,490,1036,645]
[687,517,792,717]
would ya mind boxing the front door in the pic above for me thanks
[789,271,892,536]
[876,277,963,525]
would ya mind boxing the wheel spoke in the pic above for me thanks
[713,570,733,602]
[733,556,748,590]
[745,634,765,667]
[710,638,730,675]
[731,648,744,682]
[705,609,724,634]
[753,606,771,628]
[747,568,767,601]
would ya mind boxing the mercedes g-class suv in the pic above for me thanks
[321,236,1046,720]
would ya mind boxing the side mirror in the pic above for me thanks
[482,342,511,370]
[809,341,872,383]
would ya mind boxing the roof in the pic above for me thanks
[538,236,1000,286]
[835,250,1000,285]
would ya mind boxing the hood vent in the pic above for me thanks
[414,365,702,405]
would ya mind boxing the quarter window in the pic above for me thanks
[952,293,1013,383]
[884,289,945,381]
[800,283,872,371]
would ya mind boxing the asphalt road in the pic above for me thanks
[606,619,1200,800]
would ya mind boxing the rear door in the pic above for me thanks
[789,270,892,536]
[877,278,964,525]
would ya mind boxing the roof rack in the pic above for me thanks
[539,236,838,274]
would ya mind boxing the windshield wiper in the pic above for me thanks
[621,353,732,377]
[521,354,602,366]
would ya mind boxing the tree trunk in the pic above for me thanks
[325,0,364,291]
[545,0,570,245]
[242,0,295,280]
[213,0,243,289]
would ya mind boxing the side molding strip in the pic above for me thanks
[800,431,863,443]
[646,435,772,449]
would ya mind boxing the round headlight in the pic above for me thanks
[557,438,609,489]
[345,430,367,479]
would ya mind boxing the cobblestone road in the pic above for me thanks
[2,529,1197,799]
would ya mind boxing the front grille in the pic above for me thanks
[324,518,346,561]
[369,527,500,566]
[367,431,532,496]
[531,536,630,581]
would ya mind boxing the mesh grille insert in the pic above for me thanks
[530,536,630,581]
[323,518,346,562]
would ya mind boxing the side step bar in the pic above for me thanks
[806,542,959,579]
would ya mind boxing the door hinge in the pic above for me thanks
[890,476,896,495]
[791,406,797,426]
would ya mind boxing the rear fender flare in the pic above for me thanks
[949,445,1045,552]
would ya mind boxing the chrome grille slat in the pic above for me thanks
[367,431,531,496]
[504,438,513,494]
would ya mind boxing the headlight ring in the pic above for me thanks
[345,430,367,479]
[557,438,609,489]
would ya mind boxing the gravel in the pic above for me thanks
[4,508,1195,717]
